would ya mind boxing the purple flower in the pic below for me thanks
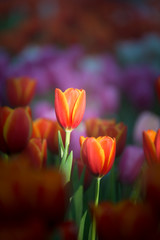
[133,111,160,145]
[118,145,145,184]
[69,124,87,159]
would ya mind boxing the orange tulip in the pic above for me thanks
[32,118,65,154]
[85,118,127,156]
[80,136,116,177]
[54,88,86,130]
[143,129,160,164]
[0,161,67,223]
[144,164,160,218]
[91,200,158,240]
[0,106,32,153]
[12,138,47,168]
[7,77,36,107]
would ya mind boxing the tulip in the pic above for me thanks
[85,118,127,156]
[32,118,65,154]
[7,77,36,107]
[91,200,158,240]
[80,136,116,177]
[118,145,145,184]
[143,129,160,164]
[133,111,160,146]
[54,88,86,131]
[144,164,160,218]
[0,106,32,153]
[12,138,47,168]
[0,161,67,223]
[53,221,78,240]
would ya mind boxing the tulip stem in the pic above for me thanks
[91,177,101,240]
[61,130,72,165]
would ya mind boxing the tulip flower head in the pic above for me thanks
[80,136,116,177]
[0,106,32,153]
[143,129,160,165]
[7,77,36,107]
[85,118,127,156]
[55,88,86,131]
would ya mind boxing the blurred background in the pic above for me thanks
[0,0,160,145]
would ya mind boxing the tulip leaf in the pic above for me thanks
[58,130,64,159]
[78,210,87,240]
[64,150,73,184]
[72,183,83,225]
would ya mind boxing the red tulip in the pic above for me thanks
[85,118,127,156]
[80,136,116,177]
[0,106,32,153]
[12,138,47,168]
[0,161,67,223]
[92,200,158,240]
[143,129,160,164]
[32,118,65,154]
[143,164,160,218]
[53,221,78,240]
[7,77,36,107]
[54,88,86,130]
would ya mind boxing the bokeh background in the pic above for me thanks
[1,0,160,145]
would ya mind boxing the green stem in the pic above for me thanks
[91,178,101,240]
[61,130,72,165]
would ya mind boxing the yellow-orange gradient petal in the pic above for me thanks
[99,137,116,176]
[155,129,160,163]
[71,90,86,129]
[3,108,32,153]
[79,136,87,146]
[143,131,157,164]
[55,88,69,129]
[81,137,105,177]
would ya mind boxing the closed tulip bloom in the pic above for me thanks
[143,129,160,164]
[32,118,65,154]
[85,118,127,156]
[7,77,36,107]
[20,138,47,168]
[80,136,116,177]
[55,88,86,130]
[91,200,158,240]
[0,107,32,153]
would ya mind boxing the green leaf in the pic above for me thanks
[73,184,83,225]
[58,130,64,159]
[78,210,87,240]
[60,151,73,184]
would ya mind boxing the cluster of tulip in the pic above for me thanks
[1,76,160,240]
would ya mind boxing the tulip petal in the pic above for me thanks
[79,136,87,146]
[99,137,116,176]
[64,88,80,117]
[143,130,157,164]
[55,89,70,129]
[81,138,105,176]
[3,108,32,152]
[22,78,36,105]
[155,129,160,162]
[72,90,86,129]
[7,79,21,106]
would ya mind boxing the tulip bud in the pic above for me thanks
[0,107,32,153]
[55,88,86,131]
[80,136,116,177]
[32,118,65,154]
[7,77,36,107]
